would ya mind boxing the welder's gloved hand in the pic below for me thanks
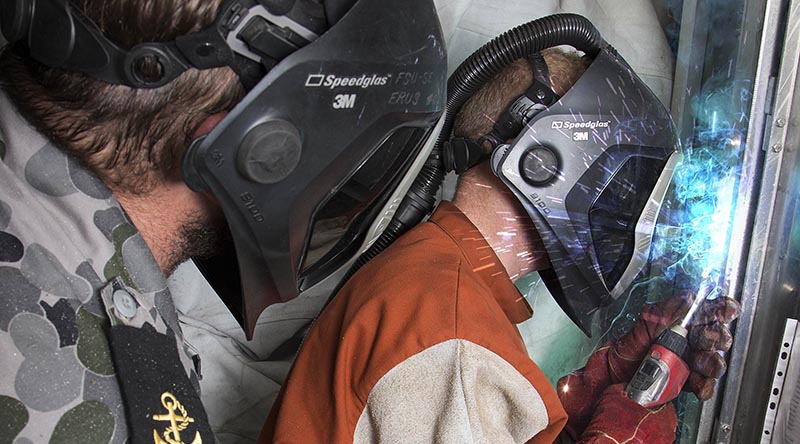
[576,384,677,444]
[556,291,741,437]
[684,295,741,397]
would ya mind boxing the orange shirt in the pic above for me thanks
[260,202,567,443]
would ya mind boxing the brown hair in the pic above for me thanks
[453,48,589,141]
[0,0,245,194]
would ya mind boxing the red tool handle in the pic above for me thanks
[642,344,690,408]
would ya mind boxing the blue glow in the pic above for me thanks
[644,79,751,299]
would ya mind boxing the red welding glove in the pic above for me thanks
[557,291,741,437]
[576,384,677,444]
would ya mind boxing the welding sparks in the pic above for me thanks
[480,112,498,126]
[472,263,496,272]
[645,78,750,289]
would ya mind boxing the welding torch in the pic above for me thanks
[625,275,718,407]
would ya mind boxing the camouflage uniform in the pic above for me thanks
[0,91,211,444]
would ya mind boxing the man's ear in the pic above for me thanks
[192,112,228,138]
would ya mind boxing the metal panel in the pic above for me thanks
[670,0,710,138]
[611,0,800,439]
[715,0,800,441]
[760,319,799,442]
[667,0,776,440]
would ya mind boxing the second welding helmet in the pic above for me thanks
[181,0,446,337]
[1,0,446,338]
[445,15,681,336]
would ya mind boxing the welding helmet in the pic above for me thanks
[0,0,446,337]
[491,48,680,335]
[444,16,681,336]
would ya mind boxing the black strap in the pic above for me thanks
[109,326,213,444]
[477,52,560,150]
[527,52,560,106]
[530,52,550,84]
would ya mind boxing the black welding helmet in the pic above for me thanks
[180,0,445,337]
[0,0,446,337]
[488,48,681,335]
[441,15,681,336]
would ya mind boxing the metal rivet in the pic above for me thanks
[776,118,786,127]
[772,143,783,153]
[112,289,138,319]
[721,423,731,432]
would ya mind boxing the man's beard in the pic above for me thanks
[166,214,232,276]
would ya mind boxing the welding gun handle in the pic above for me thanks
[656,326,688,356]
[625,329,690,408]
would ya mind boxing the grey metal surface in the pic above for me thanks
[718,0,779,319]
[771,320,800,443]
[760,319,799,443]
[703,0,781,439]
[667,0,776,441]
[669,0,709,139]
[715,0,800,441]
[669,5,711,442]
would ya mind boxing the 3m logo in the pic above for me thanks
[573,132,589,141]
[551,121,564,129]
[333,94,356,109]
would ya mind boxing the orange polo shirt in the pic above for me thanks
[259,201,567,443]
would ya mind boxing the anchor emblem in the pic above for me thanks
[152,392,202,444]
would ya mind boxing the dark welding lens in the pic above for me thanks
[589,154,667,288]
[299,126,427,287]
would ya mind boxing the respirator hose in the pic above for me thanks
[331,13,606,299]
[444,13,605,143]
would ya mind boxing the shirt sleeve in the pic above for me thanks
[259,201,567,444]
[353,338,555,443]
